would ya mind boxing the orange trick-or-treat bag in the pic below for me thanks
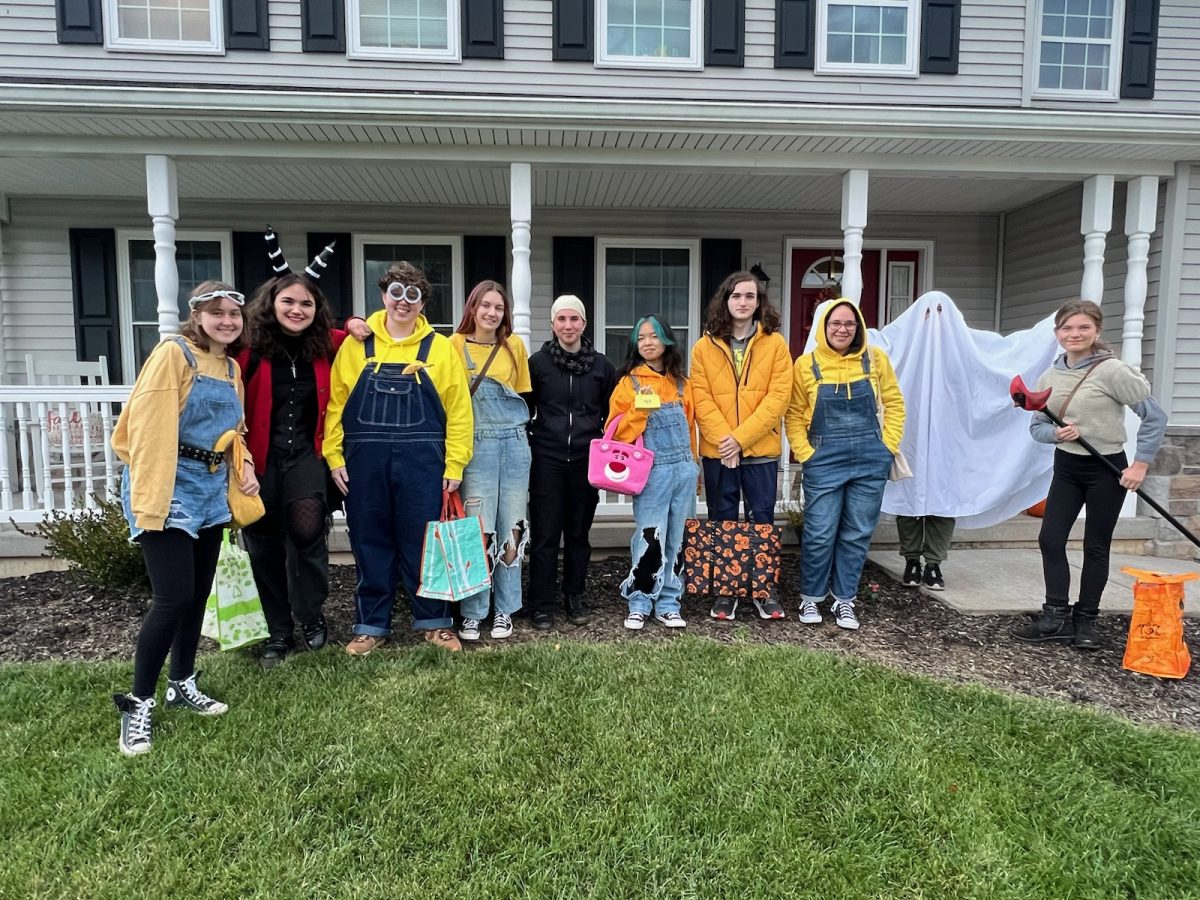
[1120,567,1197,680]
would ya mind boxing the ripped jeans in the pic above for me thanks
[621,456,698,616]
[459,425,531,620]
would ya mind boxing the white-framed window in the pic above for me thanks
[116,230,233,377]
[816,0,920,77]
[593,239,700,368]
[347,0,461,61]
[352,235,464,333]
[103,0,223,53]
[885,260,916,320]
[1032,0,1124,100]
[596,0,703,70]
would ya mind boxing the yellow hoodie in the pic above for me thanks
[784,300,905,464]
[323,311,474,480]
[607,365,698,458]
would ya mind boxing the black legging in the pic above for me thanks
[132,526,224,698]
[1038,449,1128,613]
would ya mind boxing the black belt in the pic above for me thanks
[179,444,224,467]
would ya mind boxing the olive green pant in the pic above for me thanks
[896,515,956,564]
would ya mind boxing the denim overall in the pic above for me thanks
[621,377,698,616]
[458,345,532,622]
[800,353,893,605]
[342,333,452,635]
[121,337,240,540]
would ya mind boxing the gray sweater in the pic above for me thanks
[1030,351,1167,462]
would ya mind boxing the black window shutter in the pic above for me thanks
[706,0,744,67]
[232,231,274,297]
[1120,0,1159,99]
[225,0,270,50]
[919,0,960,74]
[553,0,592,61]
[700,239,743,315]
[56,0,102,44]
[775,0,814,69]
[307,233,352,322]
[301,0,344,52]
[463,0,504,59]
[464,236,509,289]
[69,229,123,383]
[552,236,596,339]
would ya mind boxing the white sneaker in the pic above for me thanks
[655,611,686,628]
[490,613,514,639]
[832,600,860,631]
[624,612,647,631]
[798,599,823,624]
[458,619,481,642]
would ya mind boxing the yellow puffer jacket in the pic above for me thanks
[784,300,905,464]
[690,326,792,459]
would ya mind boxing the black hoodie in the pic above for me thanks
[526,340,618,463]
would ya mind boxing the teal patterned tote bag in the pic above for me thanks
[418,491,492,602]
[202,530,269,650]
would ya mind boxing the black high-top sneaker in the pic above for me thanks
[165,672,229,716]
[113,694,155,756]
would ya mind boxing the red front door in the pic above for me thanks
[788,249,881,357]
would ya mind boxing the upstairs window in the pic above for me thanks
[1034,0,1124,99]
[348,0,461,60]
[597,0,702,69]
[816,0,919,77]
[104,0,223,52]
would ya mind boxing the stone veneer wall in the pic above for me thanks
[1141,426,1200,559]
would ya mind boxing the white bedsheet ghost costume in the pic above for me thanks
[802,292,1061,529]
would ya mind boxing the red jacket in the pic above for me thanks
[236,330,347,469]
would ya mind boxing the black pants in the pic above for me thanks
[528,455,600,614]
[132,525,224,698]
[1039,449,1128,613]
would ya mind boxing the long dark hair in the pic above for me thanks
[618,314,687,381]
[703,270,781,339]
[247,273,334,362]
[178,280,249,356]
[455,280,517,368]
[826,301,866,355]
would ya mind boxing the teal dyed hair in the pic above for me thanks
[629,315,675,347]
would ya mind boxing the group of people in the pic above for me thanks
[109,236,1165,755]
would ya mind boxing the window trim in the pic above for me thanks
[1029,0,1125,102]
[115,229,234,378]
[592,237,702,362]
[595,0,704,70]
[102,0,224,53]
[815,0,920,78]
[346,0,462,62]
[351,234,465,326]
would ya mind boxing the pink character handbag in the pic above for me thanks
[588,414,655,496]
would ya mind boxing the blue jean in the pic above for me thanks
[702,458,778,523]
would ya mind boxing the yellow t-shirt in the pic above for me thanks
[449,334,532,394]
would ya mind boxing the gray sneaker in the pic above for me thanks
[459,618,481,642]
[165,672,228,716]
[113,694,155,756]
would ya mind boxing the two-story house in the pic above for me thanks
[0,0,1197,549]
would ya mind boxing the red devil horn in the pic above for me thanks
[1010,375,1052,411]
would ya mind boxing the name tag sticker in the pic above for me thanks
[634,390,661,410]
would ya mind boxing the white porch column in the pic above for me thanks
[509,163,532,350]
[840,169,869,303]
[1079,175,1114,303]
[146,155,180,338]
[1121,176,1159,370]
[0,195,9,379]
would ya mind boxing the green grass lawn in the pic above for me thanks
[2,638,1198,899]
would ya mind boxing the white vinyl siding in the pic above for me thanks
[999,185,1083,333]
[1171,175,1200,422]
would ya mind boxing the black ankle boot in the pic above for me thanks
[564,595,592,626]
[1011,604,1074,644]
[1072,609,1100,650]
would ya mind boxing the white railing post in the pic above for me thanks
[841,169,869,304]
[1080,175,1114,304]
[146,155,181,339]
[1122,176,1159,370]
[510,163,533,352]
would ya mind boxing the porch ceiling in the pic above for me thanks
[0,156,1077,214]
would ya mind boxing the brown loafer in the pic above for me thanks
[345,634,386,656]
[424,628,462,652]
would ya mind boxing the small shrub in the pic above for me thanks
[14,496,148,590]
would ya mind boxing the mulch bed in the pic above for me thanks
[2,555,1198,732]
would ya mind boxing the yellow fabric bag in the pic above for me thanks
[1120,567,1196,680]
[214,429,265,529]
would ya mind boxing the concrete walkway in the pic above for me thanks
[867,548,1200,617]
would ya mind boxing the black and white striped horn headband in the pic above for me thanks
[264,225,336,281]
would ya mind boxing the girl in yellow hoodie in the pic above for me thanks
[608,315,698,631]
[785,299,905,631]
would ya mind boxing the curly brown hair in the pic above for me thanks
[246,273,335,362]
[377,261,431,303]
[178,280,249,356]
[702,271,781,340]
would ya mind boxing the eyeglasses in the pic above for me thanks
[385,282,424,304]
[828,321,858,332]
[189,290,245,309]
